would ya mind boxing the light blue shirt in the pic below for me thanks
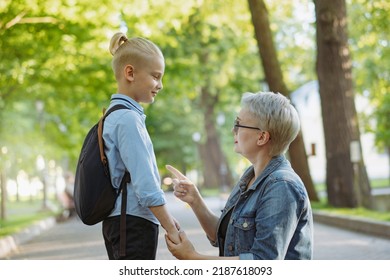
[102,94,165,225]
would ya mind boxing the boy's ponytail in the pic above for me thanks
[109,32,163,80]
[109,32,128,56]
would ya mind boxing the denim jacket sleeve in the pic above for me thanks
[250,179,305,259]
[237,171,312,260]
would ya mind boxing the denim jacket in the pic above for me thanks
[212,155,313,260]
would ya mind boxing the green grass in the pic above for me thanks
[311,200,390,223]
[0,199,60,237]
[371,178,390,188]
[314,178,389,193]
[310,178,390,223]
[201,178,390,224]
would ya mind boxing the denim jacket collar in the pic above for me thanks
[238,155,285,192]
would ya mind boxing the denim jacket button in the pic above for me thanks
[243,222,248,228]
[228,245,233,251]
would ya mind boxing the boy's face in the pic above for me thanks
[131,55,165,104]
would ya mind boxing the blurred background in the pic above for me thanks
[0,0,389,226]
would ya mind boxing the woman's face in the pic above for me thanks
[232,108,261,158]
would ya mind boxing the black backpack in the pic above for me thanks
[74,104,130,256]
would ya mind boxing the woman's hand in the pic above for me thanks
[166,165,218,246]
[165,231,197,260]
[166,165,201,206]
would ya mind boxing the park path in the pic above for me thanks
[3,193,390,260]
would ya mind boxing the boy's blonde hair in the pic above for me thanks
[241,91,300,157]
[109,32,163,80]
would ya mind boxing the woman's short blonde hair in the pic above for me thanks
[241,91,300,157]
[109,32,163,80]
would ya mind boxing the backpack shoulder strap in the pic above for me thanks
[119,171,130,257]
[100,104,131,258]
[97,104,129,166]
[102,104,129,120]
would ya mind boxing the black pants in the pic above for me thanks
[102,215,159,260]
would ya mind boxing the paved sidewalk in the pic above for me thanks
[2,193,390,260]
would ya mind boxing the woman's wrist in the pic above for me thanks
[188,191,202,208]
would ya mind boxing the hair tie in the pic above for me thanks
[110,35,128,56]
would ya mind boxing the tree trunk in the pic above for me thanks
[198,86,233,189]
[1,170,6,220]
[386,146,390,184]
[314,0,372,208]
[289,130,320,202]
[247,0,319,201]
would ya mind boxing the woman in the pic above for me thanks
[166,91,313,260]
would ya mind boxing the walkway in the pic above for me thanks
[2,193,390,260]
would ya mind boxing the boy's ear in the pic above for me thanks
[124,64,135,81]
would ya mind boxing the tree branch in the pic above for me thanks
[3,12,58,30]
[3,11,27,29]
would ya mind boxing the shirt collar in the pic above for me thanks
[110,93,144,115]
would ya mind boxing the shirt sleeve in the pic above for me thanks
[114,110,165,208]
[245,180,303,260]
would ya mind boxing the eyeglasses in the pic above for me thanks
[233,120,262,134]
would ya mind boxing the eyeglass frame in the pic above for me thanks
[233,120,262,134]
[233,120,271,139]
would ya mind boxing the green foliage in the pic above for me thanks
[0,0,120,171]
[265,0,317,91]
[0,0,387,185]
[0,199,58,237]
[347,0,390,151]
[119,0,263,174]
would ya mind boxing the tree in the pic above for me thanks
[0,0,265,196]
[119,0,262,188]
[314,0,372,208]
[0,0,121,212]
[348,0,390,181]
[2,0,383,207]
[0,0,121,167]
[247,0,319,201]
